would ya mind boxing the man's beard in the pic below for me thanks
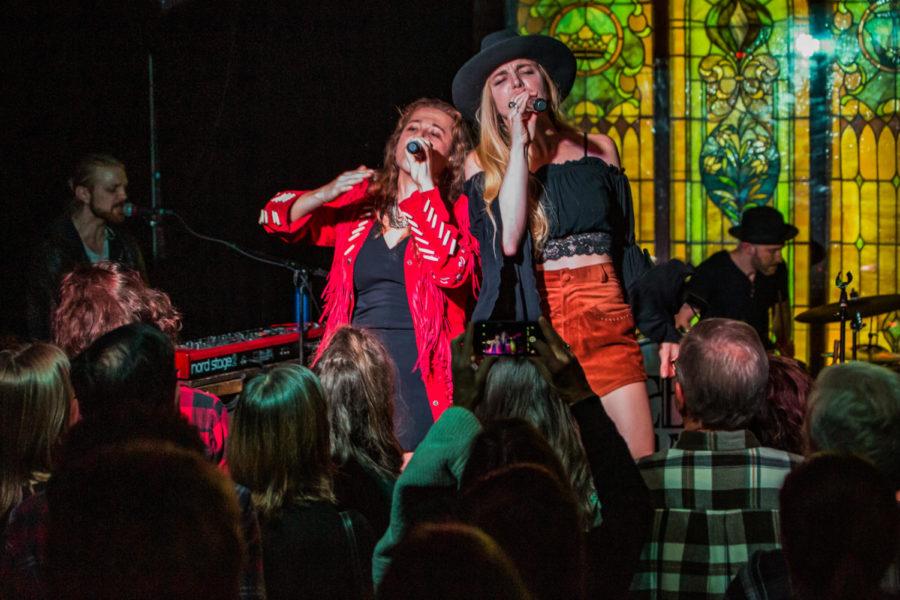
[90,200,125,224]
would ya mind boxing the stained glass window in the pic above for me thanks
[668,0,812,360]
[827,0,900,358]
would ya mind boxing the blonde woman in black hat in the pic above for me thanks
[453,30,656,458]
[687,205,797,355]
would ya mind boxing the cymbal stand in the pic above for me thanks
[835,272,853,363]
[850,313,863,361]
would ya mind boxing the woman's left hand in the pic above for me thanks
[658,342,679,379]
[530,317,594,405]
[404,136,436,193]
[450,323,496,411]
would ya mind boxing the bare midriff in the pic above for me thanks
[536,252,613,271]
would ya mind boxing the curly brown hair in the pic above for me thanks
[367,98,470,220]
[52,262,182,357]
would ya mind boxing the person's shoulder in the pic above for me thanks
[584,132,621,168]
[696,250,731,271]
[30,213,75,250]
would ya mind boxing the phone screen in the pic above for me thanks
[475,321,541,356]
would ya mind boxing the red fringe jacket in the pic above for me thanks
[260,181,475,420]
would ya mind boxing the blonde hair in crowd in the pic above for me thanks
[473,64,574,255]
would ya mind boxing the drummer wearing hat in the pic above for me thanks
[688,205,798,354]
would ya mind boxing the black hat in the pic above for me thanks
[452,30,576,122]
[729,206,798,244]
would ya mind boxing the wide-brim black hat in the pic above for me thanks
[452,30,576,122]
[728,205,799,244]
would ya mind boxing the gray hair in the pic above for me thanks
[805,361,900,488]
[675,318,769,429]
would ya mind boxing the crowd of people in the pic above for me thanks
[3,28,899,600]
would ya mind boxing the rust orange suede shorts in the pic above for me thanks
[537,262,647,398]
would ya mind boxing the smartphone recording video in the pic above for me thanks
[475,321,542,356]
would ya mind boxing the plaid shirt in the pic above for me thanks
[630,429,802,599]
[178,385,230,469]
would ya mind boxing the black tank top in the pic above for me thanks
[352,226,414,329]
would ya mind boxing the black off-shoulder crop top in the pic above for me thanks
[534,135,633,263]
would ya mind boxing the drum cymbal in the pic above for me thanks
[795,294,900,324]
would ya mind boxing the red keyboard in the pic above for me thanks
[175,324,323,380]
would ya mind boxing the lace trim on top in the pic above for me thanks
[538,231,613,263]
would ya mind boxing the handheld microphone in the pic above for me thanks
[122,203,176,219]
[528,97,548,113]
[406,140,425,155]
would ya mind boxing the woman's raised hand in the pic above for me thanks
[403,137,436,194]
[289,166,374,224]
[507,90,537,149]
[314,166,374,204]
[450,323,496,412]
[530,317,595,405]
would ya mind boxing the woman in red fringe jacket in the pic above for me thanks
[260,98,475,450]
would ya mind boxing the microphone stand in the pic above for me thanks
[152,211,326,365]
[835,272,852,363]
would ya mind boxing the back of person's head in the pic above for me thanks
[315,326,402,477]
[461,463,585,600]
[779,452,899,600]
[475,357,594,520]
[676,318,769,429]
[70,322,177,422]
[227,364,334,519]
[68,153,125,194]
[52,262,181,357]
[59,410,206,471]
[378,522,532,600]
[805,361,900,489]
[748,355,811,454]
[46,441,244,600]
[460,418,568,492]
[0,342,73,516]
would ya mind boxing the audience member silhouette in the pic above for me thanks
[377,522,532,600]
[632,318,802,599]
[748,355,811,454]
[46,441,243,600]
[227,363,374,600]
[315,326,404,538]
[51,261,228,466]
[1,323,265,600]
[474,357,595,521]
[0,343,73,535]
[805,361,900,490]
[462,463,585,600]
[374,319,651,599]
[725,453,899,600]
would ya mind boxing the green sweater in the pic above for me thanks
[372,407,482,584]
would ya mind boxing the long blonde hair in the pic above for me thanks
[473,64,571,255]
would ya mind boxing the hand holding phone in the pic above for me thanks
[530,317,594,405]
[474,321,543,356]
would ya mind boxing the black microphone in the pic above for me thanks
[528,97,548,113]
[406,140,425,155]
[122,203,176,219]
